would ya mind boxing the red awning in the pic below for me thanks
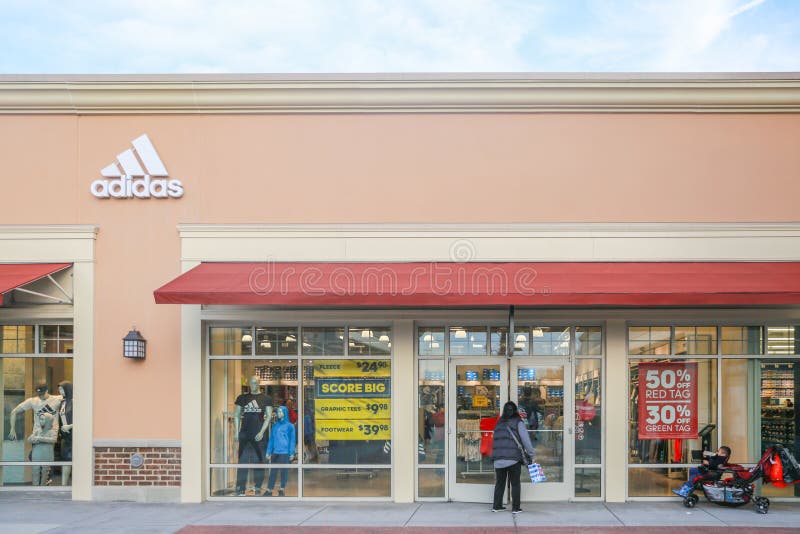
[153,261,800,307]
[0,263,72,306]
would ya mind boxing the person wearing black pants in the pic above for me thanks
[490,401,536,513]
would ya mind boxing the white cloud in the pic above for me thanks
[0,0,796,73]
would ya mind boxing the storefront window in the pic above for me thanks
[767,326,800,355]
[575,359,602,465]
[418,360,445,466]
[418,468,445,498]
[418,327,444,356]
[0,325,73,488]
[418,358,445,498]
[255,327,298,356]
[301,327,345,356]
[449,327,487,356]
[348,327,391,356]
[719,358,799,497]
[490,327,529,356]
[575,327,602,356]
[39,325,73,354]
[721,326,762,355]
[628,326,671,355]
[210,325,392,498]
[0,325,34,354]
[209,358,298,496]
[531,326,570,356]
[628,358,718,496]
[209,327,252,356]
[674,326,717,355]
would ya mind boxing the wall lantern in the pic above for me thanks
[123,328,147,359]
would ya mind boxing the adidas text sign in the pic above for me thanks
[91,134,184,199]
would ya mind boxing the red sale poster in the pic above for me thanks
[637,362,698,440]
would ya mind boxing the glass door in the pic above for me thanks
[511,358,574,500]
[448,358,507,502]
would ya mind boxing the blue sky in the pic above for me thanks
[1,0,798,73]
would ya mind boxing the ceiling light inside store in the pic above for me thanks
[431,342,440,348]
[514,342,525,349]
[454,329,467,339]
[516,334,527,342]
[241,333,253,343]
[302,342,311,348]
[285,335,295,342]
[423,333,434,342]
[361,329,373,338]
[260,341,272,349]
[379,335,390,342]
[532,328,544,337]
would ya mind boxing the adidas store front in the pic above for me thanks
[0,74,799,504]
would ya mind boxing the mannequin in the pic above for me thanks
[58,381,74,485]
[264,405,296,496]
[233,375,272,496]
[28,411,58,485]
[8,383,62,441]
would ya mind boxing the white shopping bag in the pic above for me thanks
[528,462,547,483]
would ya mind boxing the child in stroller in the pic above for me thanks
[674,444,800,514]
[672,445,731,497]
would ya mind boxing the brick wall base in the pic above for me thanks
[94,447,181,487]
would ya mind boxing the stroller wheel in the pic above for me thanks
[683,494,698,508]
[754,497,770,514]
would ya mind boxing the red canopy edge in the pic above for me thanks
[0,263,72,306]
[153,262,800,307]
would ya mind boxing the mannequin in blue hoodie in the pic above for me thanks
[264,405,296,496]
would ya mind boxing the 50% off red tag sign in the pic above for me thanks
[638,362,698,439]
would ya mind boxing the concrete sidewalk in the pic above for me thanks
[1,492,799,533]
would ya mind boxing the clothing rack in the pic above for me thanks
[457,409,495,477]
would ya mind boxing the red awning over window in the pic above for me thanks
[0,264,72,306]
[153,261,800,307]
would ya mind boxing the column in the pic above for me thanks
[72,260,94,501]
[605,319,628,502]
[392,319,415,502]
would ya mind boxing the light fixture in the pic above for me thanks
[349,341,356,347]
[532,328,544,338]
[361,329,373,338]
[260,341,272,349]
[514,342,525,350]
[431,342,440,349]
[302,342,311,348]
[241,333,253,343]
[472,343,484,349]
[379,334,390,342]
[515,334,527,342]
[454,328,467,339]
[285,335,295,342]
[423,333,434,342]
[123,328,146,359]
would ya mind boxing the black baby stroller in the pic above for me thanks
[681,444,800,514]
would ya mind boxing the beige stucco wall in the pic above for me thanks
[2,110,800,444]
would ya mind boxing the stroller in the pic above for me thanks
[680,444,800,514]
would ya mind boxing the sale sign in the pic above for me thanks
[313,359,392,441]
[637,362,698,439]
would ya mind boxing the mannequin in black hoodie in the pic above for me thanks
[58,381,73,485]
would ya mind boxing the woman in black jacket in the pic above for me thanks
[490,401,536,513]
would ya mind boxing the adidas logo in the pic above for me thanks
[90,134,184,199]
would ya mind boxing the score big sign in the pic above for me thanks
[637,362,698,440]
